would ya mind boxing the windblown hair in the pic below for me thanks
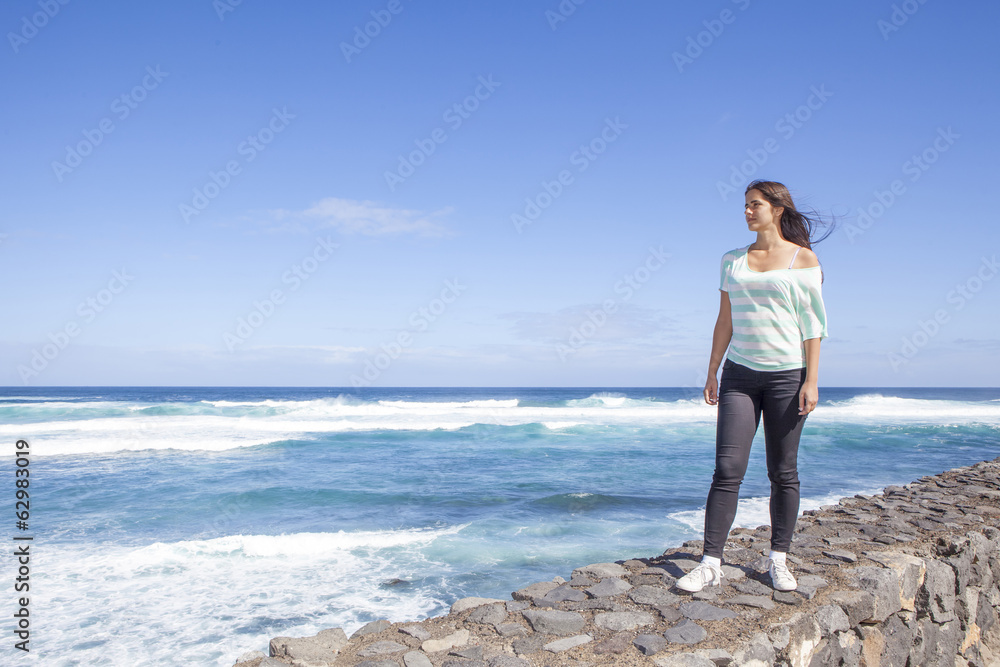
[745,180,836,282]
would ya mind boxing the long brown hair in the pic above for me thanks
[745,180,835,282]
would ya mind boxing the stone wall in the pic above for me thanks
[233,457,1000,666]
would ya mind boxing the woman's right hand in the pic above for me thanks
[704,375,719,405]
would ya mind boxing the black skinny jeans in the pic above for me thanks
[703,358,809,559]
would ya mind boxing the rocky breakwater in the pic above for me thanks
[233,457,1000,666]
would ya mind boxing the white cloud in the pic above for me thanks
[500,303,678,344]
[269,197,454,237]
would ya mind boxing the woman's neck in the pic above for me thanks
[750,228,788,252]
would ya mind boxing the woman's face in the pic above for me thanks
[744,189,782,231]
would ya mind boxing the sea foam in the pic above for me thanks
[6,392,999,456]
[34,526,465,666]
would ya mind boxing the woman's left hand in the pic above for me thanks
[798,379,819,415]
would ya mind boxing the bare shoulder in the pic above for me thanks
[793,246,820,269]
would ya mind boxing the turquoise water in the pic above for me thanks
[1,386,998,665]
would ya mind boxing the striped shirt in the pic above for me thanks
[720,244,829,371]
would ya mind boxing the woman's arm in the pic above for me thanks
[799,336,821,415]
[704,290,733,405]
[794,248,824,415]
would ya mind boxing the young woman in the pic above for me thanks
[676,180,830,593]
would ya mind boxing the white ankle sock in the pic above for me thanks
[701,555,722,570]
[768,550,786,564]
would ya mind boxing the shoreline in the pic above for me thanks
[233,456,1000,666]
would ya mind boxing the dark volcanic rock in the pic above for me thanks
[679,601,738,621]
[520,609,585,637]
[246,457,1000,667]
[664,619,708,645]
[592,632,630,654]
[633,633,667,655]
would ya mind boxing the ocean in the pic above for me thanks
[1,386,998,665]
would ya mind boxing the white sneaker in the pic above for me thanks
[768,558,797,591]
[675,562,723,593]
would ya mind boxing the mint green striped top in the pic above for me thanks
[720,244,829,371]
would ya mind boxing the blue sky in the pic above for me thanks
[2,0,997,387]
